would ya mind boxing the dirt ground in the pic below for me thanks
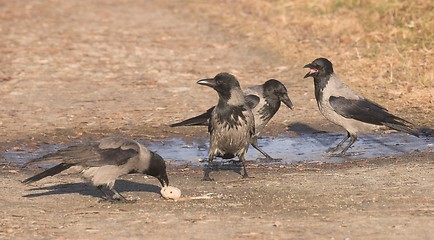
[1,0,433,239]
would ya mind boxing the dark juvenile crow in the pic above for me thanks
[197,72,255,180]
[171,79,293,161]
[304,57,419,155]
[22,137,169,201]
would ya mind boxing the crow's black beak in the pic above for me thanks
[281,94,294,110]
[303,63,318,78]
[158,173,169,187]
[197,78,217,88]
[303,63,314,69]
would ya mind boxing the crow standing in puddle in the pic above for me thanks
[196,72,255,180]
[304,58,419,155]
[171,79,293,161]
[22,137,169,202]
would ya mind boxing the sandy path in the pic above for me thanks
[1,1,433,239]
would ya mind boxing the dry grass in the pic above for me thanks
[188,0,433,126]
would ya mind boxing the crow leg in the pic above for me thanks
[327,132,350,153]
[239,155,251,178]
[250,136,277,161]
[97,185,112,200]
[97,185,132,203]
[202,156,215,181]
[339,134,357,155]
[110,188,128,202]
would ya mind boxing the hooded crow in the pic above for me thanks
[22,137,169,201]
[170,79,294,161]
[197,72,255,180]
[304,58,419,155]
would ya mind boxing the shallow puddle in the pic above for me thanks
[4,133,432,167]
[146,133,433,165]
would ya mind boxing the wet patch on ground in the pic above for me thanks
[148,133,433,165]
[3,133,432,168]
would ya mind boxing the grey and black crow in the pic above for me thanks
[304,57,419,155]
[22,137,169,201]
[197,72,255,180]
[170,79,293,161]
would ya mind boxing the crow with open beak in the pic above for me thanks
[304,57,419,155]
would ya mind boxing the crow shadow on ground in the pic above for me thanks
[205,160,244,177]
[22,179,161,199]
[286,122,343,148]
[361,133,425,154]
[286,122,429,155]
[286,122,329,135]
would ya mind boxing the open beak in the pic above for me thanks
[197,78,217,88]
[303,63,318,78]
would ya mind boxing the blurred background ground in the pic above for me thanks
[0,0,432,143]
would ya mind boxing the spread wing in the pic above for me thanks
[171,86,261,128]
[170,107,213,127]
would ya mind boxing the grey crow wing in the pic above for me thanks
[329,96,419,136]
[22,137,140,184]
[92,137,141,167]
[244,94,260,110]
[26,137,139,168]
